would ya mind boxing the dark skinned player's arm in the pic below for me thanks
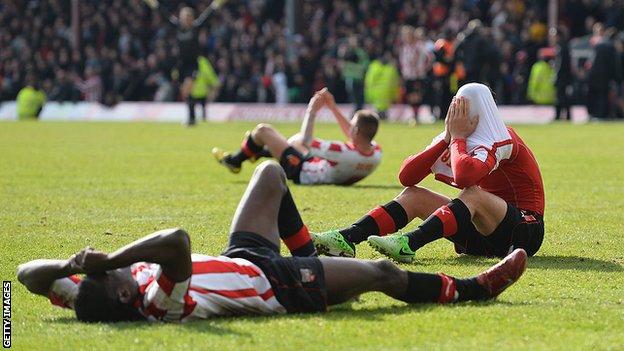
[398,139,448,186]
[449,138,492,188]
[17,228,192,296]
[17,259,84,296]
[86,228,192,282]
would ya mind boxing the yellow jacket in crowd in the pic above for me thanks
[17,85,46,119]
[364,59,400,112]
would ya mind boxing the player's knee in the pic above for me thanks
[254,161,287,186]
[458,186,482,202]
[372,259,403,284]
[457,186,483,212]
[253,123,274,136]
[396,186,429,202]
[287,132,303,144]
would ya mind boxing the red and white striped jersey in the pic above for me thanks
[303,138,382,185]
[399,41,432,80]
[47,254,286,322]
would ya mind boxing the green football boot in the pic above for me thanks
[311,230,356,257]
[212,147,241,174]
[367,234,415,263]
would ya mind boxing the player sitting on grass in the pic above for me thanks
[212,88,382,185]
[313,83,545,262]
[17,161,527,322]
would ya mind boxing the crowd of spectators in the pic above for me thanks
[1,0,624,118]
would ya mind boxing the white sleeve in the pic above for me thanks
[142,267,190,322]
[48,275,81,310]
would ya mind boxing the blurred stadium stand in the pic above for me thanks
[0,0,623,120]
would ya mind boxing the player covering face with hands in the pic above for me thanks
[18,161,527,322]
[212,88,382,185]
[313,83,545,262]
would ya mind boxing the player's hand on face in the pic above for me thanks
[447,96,478,140]
[444,97,456,142]
[75,247,110,274]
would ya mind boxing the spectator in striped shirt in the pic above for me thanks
[399,26,433,124]
[212,88,382,185]
[74,67,103,103]
[17,161,528,322]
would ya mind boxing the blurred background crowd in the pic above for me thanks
[1,0,624,120]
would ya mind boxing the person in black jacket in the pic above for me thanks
[145,0,219,125]
[454,20,486,86]
[554,27,572,121]
[587,27,622,119]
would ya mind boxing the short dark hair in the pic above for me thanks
[354,110,379,142]
[74,274,145,323]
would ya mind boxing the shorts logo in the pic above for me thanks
[299,269,316,283]
[287,155,301,167]
[521,212,537,223]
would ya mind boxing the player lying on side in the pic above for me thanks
[313,83,545,262]
[17,161,527,322]
[212,88,382,185]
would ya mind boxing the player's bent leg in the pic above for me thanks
[456,186,508,236]
[251,123,291,160]
[321,248,527,305]
[212,124,290,173]
[459,187,545,257]
[369,187,502,261]
[316,185,449,258]
[320,257,406,305]
[286,133,309,155]
[373,186,514,261]
[394,186,451,221]
[229,161,288,248]
[228,161,316,256]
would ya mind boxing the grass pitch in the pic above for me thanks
[1,121,623,350]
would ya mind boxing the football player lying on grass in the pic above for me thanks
[18,161,527,322]
[212,88,382,185]
[314,83,545,262]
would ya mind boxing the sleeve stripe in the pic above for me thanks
[181,294,197,320]
[49,292,70,309]
[144,303,167,319]
[157,274,176,296]
[68,275,81,284]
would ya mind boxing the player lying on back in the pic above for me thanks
[18,161,527,322]
[212,88,382,185]
[313,83,545,262]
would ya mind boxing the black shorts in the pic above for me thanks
[279,146,307,184]
[178,62,198,82]
[222,231,327,313]
[451,203,544,258]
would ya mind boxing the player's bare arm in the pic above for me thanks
[321,89,353,139]
[300,89,325,148]
[17,256,85,296]
[77,228,192,282]
[18,228,192,298]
